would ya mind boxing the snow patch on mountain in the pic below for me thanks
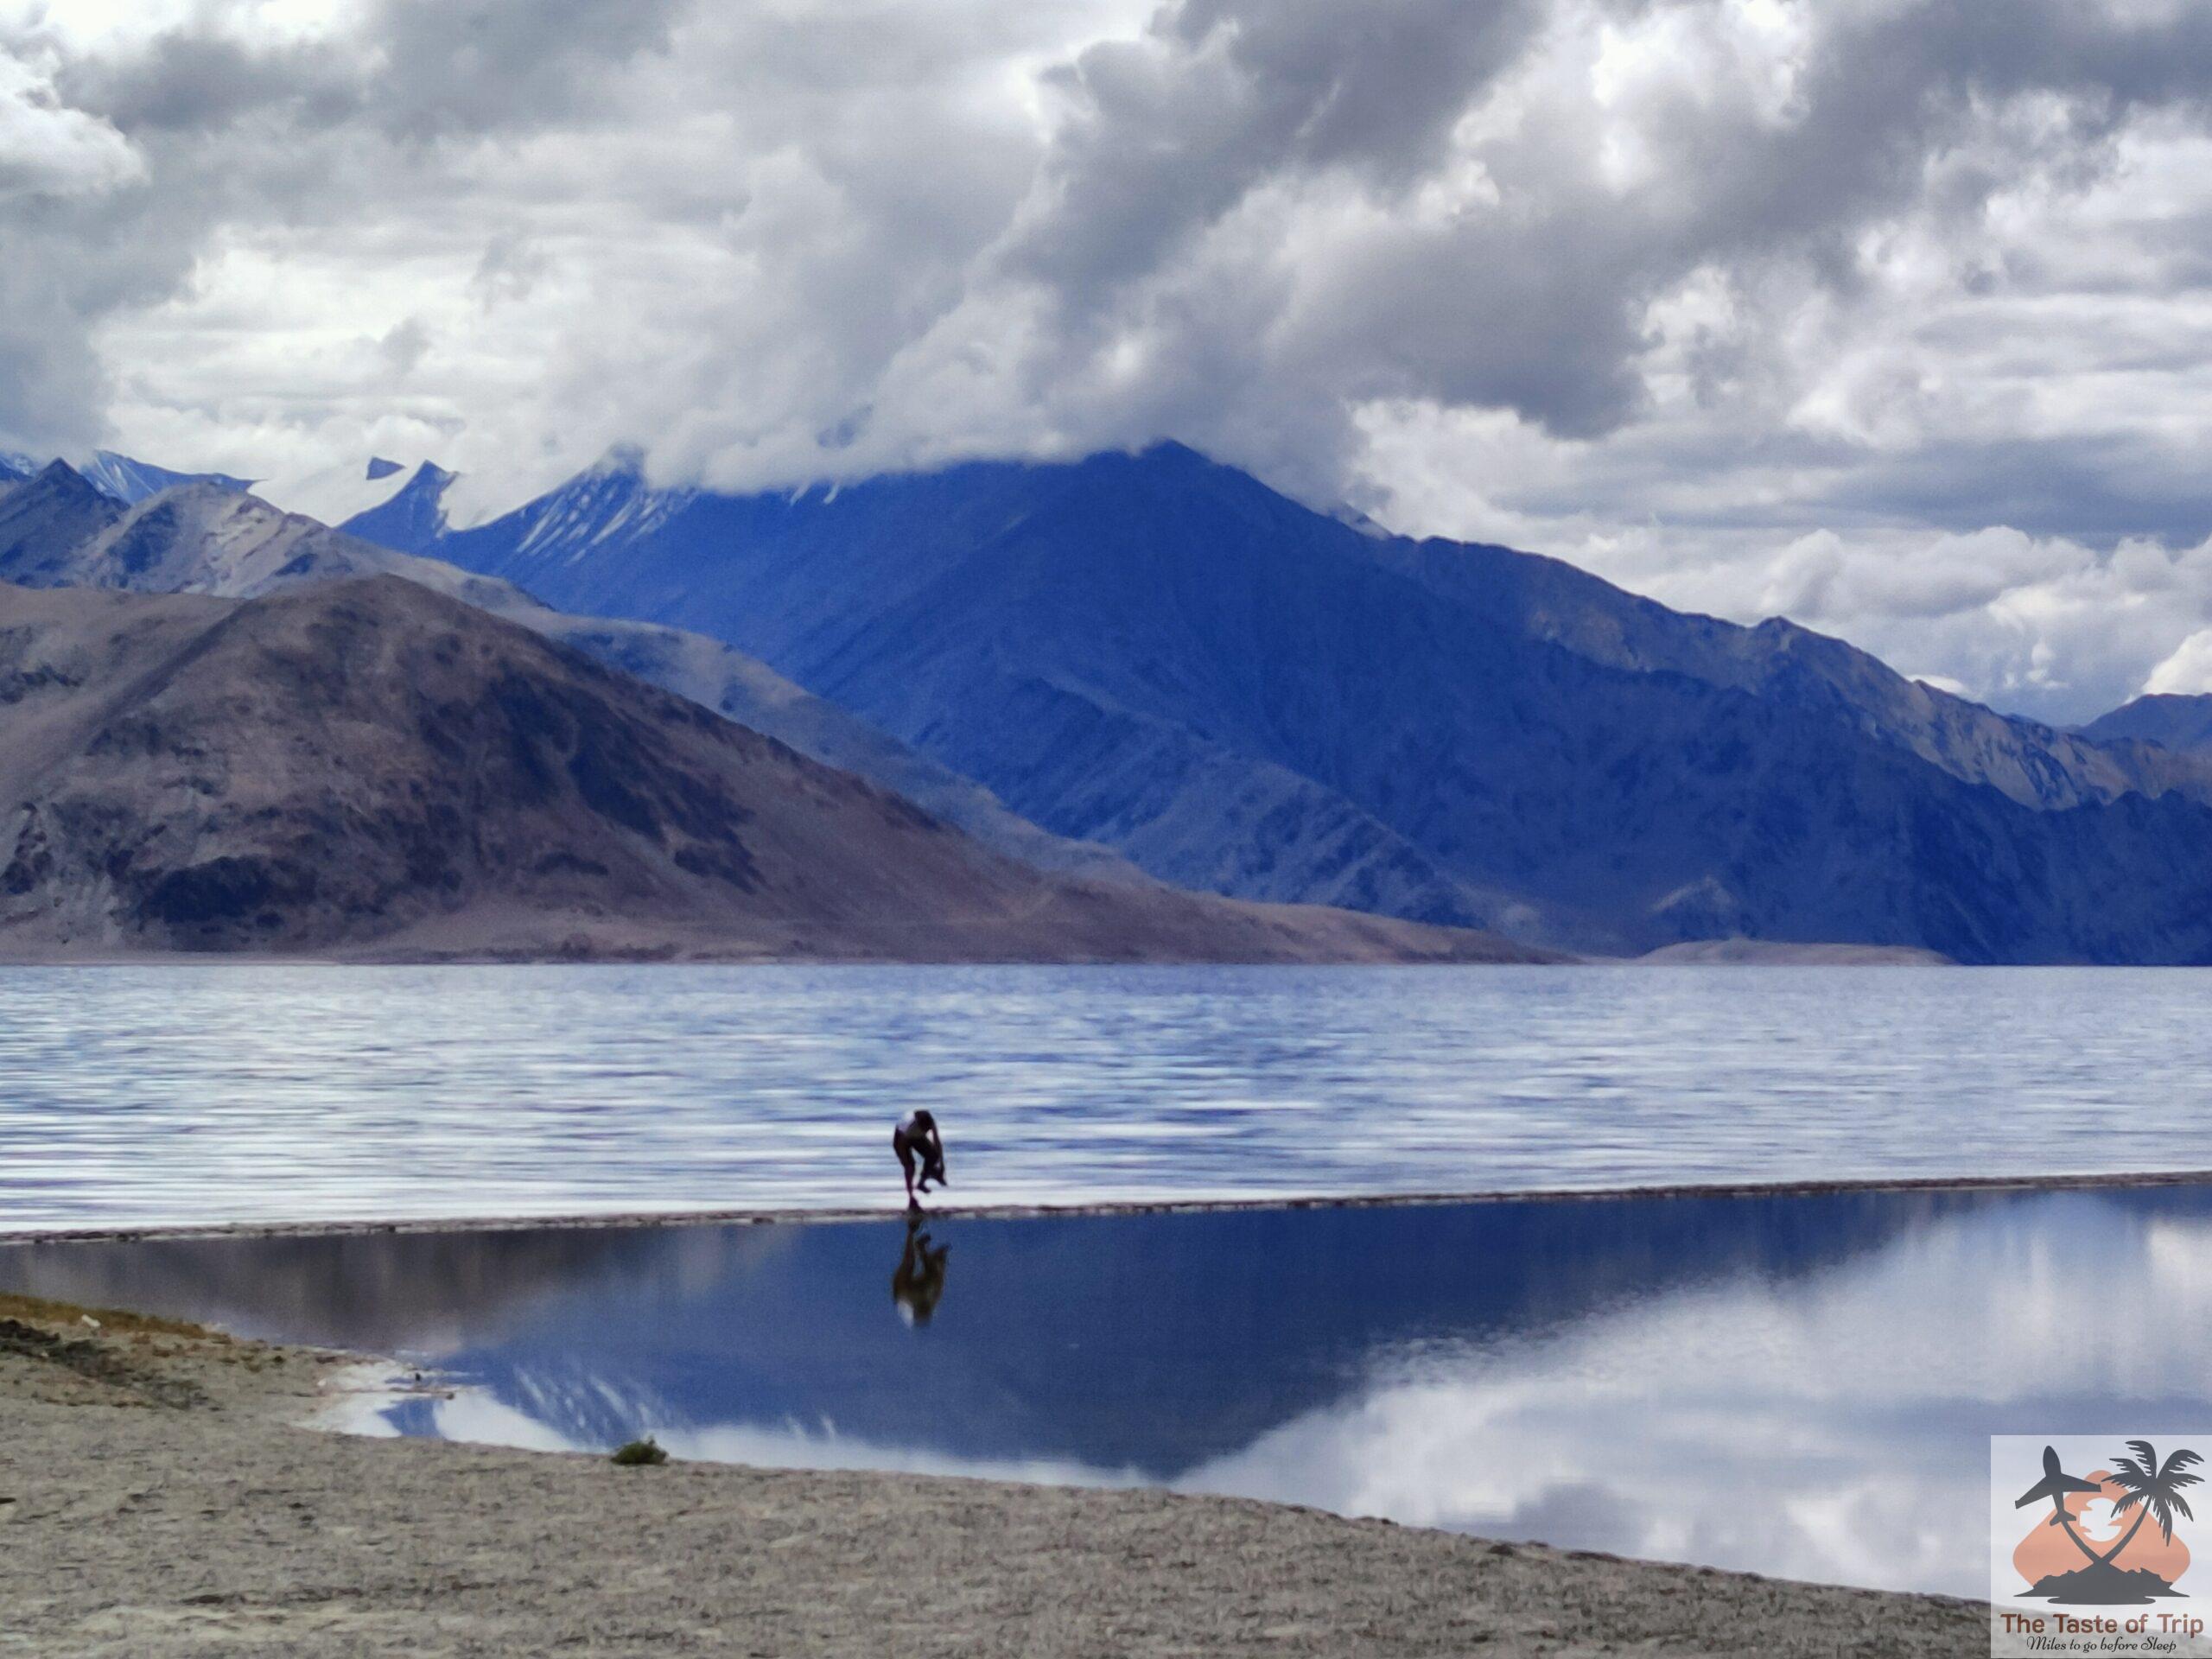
[504,454,698,565]
[78,451,253,505]
[257,456,424,527]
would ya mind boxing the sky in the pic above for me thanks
[4,0,2212,722]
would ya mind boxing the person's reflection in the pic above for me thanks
[892,1219,950,1328]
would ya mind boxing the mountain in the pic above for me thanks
[1357,531,2196,814]
[411,452,1518,929]
[256,456,450,542]
[0,575,1538,963]
[76,450,255,505]
[338,460,455,553]
[0,475,525,612]
[0,469,1132,879]
[0,450,251,505]
[398,442,2212,963]
[531,613,1134,879]
[0,461,128,577]
[2079,694,2212,760]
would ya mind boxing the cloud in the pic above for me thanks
[0,47,140,200]
[8,0,2212,718]
[2145,629,2212,697]
[376,315,429,377]
[0,37,151,453]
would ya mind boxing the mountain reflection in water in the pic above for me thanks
[1,1183,2202,1598]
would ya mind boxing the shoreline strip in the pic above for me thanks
[4,1163,2208,1246]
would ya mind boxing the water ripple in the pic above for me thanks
[0,963,2205,1231]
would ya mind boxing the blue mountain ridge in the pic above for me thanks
[2080,694,2212,760]
[0,448,252,503]
[341,461,455,553]
[76,450,255,505]
[372,442,2212,963]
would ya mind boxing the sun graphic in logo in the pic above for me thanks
[2013,1443,2201,1605]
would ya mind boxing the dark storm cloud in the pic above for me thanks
[905,0,2212,485]
[54,31,355,136]
[1014,0,1548,294]
[1817,437,2212,546]
[365,0,684,139]
[54,0,681,138]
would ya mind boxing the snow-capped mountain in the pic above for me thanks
[0,448,251,504]
[417,448,695,569]
[77,450,254,505]
[255,455,432,530]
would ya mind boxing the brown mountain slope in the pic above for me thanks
[0,576,1549,963]
[0,474,1137,880]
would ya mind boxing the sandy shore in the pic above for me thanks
[0,1292,1984,1656]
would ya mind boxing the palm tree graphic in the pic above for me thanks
[2101,1442,2203,1569]
[2028,1441,2202,1579]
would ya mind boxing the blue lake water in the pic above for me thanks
[2,1185,2207,1598]
[4,963,2212,1232]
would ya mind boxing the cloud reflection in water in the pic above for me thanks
[6,1185,2202,1598]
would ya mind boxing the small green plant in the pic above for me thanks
[610,1437,670,1466]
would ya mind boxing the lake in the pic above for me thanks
[3,963,2211,1233]
[0,1183,2202,1599]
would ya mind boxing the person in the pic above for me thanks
[892,1217,950,1327]
[893,1109,947,1211]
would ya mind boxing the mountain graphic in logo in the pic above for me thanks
[2013,1441,2202,1605]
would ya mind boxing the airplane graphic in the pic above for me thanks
[2016,1445,2105,1526]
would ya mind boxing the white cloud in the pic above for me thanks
[8,0,2212,717]
[2145,628,2212,696]
[0,49,138,200]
